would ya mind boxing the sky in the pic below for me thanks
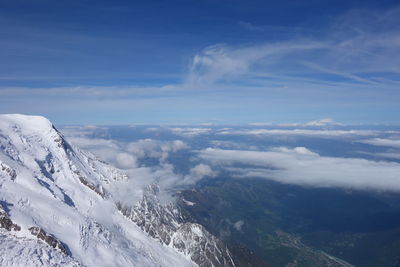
[0,0,399,125]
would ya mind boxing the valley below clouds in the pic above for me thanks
[60,123,400,198]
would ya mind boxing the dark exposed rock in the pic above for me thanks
[0,162,16,180]
[29,226,69,255]
[52,126,73,152]
[74,170,104,197]
[0,204,20,231]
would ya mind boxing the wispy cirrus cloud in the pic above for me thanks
[186,7,400,89]
[0,85,181,98]
[1,6,400,124]
[185,41,326,86]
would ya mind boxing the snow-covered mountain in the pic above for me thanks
[0,114,234,267]
[304,118,343,127]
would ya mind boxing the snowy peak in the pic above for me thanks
[0,114,195,266]
[305,118,343,127]
[0,114,238,267]
[0,114,53,132]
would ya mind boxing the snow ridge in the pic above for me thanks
[0,114,195,266]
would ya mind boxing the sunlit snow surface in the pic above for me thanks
[0,114,194,267]
[0,229,83,267]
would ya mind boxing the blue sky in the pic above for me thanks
[1,0,399,125]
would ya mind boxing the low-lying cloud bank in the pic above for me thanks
[63,130,215,203]
[67,135,188,167]
[199,147,400,192]
[217,129,385,138]
[168,127,212,137]
[62,125,400,201]
[359,138,400,149]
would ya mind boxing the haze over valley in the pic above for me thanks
[1,0,400,266]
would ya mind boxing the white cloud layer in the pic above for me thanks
[168,128,212,137]
[217,129,383,138]
[361,151,400,160]
[62,125,400,201]
[62,128,210,203]
[116,153,137,169]
[189,164,216,179]
[199,147,400,192]
[359,138,400,148]
[126,139,189,161]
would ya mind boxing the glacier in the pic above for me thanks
[0,114,234,267]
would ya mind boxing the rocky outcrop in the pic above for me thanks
[171,223,236,267]
[0,205,20,231]
[77,174,105,197]
[29,226,69,255]
[117,185,236,267]
[0,162,16,180]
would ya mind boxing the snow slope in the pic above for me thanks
[0,114,195,266]
[0,229,83,267]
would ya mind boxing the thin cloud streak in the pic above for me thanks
[360,138,400,148]
[217,129,389,138]
[186,7,400,89]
